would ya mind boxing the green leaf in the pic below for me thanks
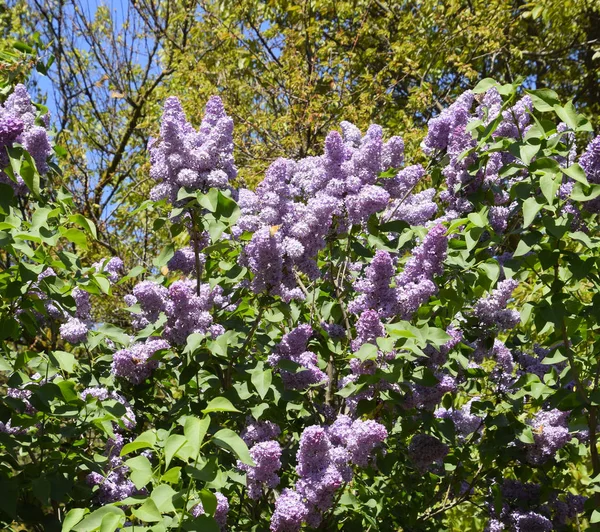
[184,416,210,459]
[60,228,88,249]
[198,489,217,516]
[69,214,97,238]
[198,188,219,212]
[571,182,600,202]
[161,467,181,484]
[62,508,87,531]
[121,430,157,456]
[526,89,560,112]
[72,507,124,532]
[561,163,588,186]
[124,455,153,489]
[153,244,174,267]
[249,363,272,399]
[132,498,162,523]
[212,428,254,466]
[518,426,535,444]
[202,397,241,414]
[99,513,122,532]
[50,350,77,373]
[540,173,559,205]
[522,197,543,227]
[472,78,499,94]
[591,510,600,524]
[151,484,177,513]
[553,101,580,131]
[354,343,379,362]
[165,434,188,468]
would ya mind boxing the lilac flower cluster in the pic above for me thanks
[60,287,93,344]
[474,279,520,330]
[111,338,169,384]
[487,480,585,531]
[271,417,386,532]
[80,387,136,430]
[86,433,138,504]
[473,339,515,391]
[435,398,483,437]
[191,492,229,530]
[237,121,405,301]
[407,433,449,471]
[405,373,457,410]
[0,84,51,194]
[92,257,124,283]
[238,418,282,500]
[526,409,571,464]
[128,278,227,344]
[267,325,328,390]
[149,96,236,202]
[395,224,448,318]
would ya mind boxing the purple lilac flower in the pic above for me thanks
[405,373,457,410]
[552,494,586,527]
[271,489,308,532]
[93,257,124,283]
[168,246,203,274]
[295,426,345,527]
[149,96,236,202]
[241,418,281,445]
[60,317,89,344]
[495,96,534,139]
[476,88,503,125]
[191,492,229,530]
[435,398,482,437]
[344,419,387,467]
[351,310,385,351]
[381,164,425,199]
[0,85,51,194]
[238,440,282,499]
[268,325,328,390]
[396,224,448,318]
[133,280,168,323]
[408,434,449,470]
[80,387,136,430]
[86,433,138,504]
[474,279,520,330]
[526,409,571,464]
[111,338,170,384]
[422,91,474,154]
[386,188,438,226]
[348,250,398,317]
[509,510,553,532]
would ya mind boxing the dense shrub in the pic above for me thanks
[1,74,600,531]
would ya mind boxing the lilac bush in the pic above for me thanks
[1,76,599,532]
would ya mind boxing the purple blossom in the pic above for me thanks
[93,257,124,283]
[386,189,438,226]
[435,398,482,437]
[271,489,308,532]
[149,96,236,202]
[422,91,474,154]
[494,96,533,139]
[60,317,89,344]
[238,440,282,499]
[168,247,203,275]
[526,409,571,464]
[111,338,170,384]
[191,492,229,530]
[474,279,520,330]
[408,434,449,470]
[268,325,328,390]
[344,419,387,467]
[351,310,385,351]
[348,250,398,317]
[241,418,281,446]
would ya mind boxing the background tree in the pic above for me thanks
[25,0,600,264]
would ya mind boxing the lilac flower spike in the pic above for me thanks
[474,279,520,330]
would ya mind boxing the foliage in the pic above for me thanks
[3,64,600,532]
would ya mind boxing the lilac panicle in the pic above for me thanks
[111,338,170,384]
[474,279,520,330]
